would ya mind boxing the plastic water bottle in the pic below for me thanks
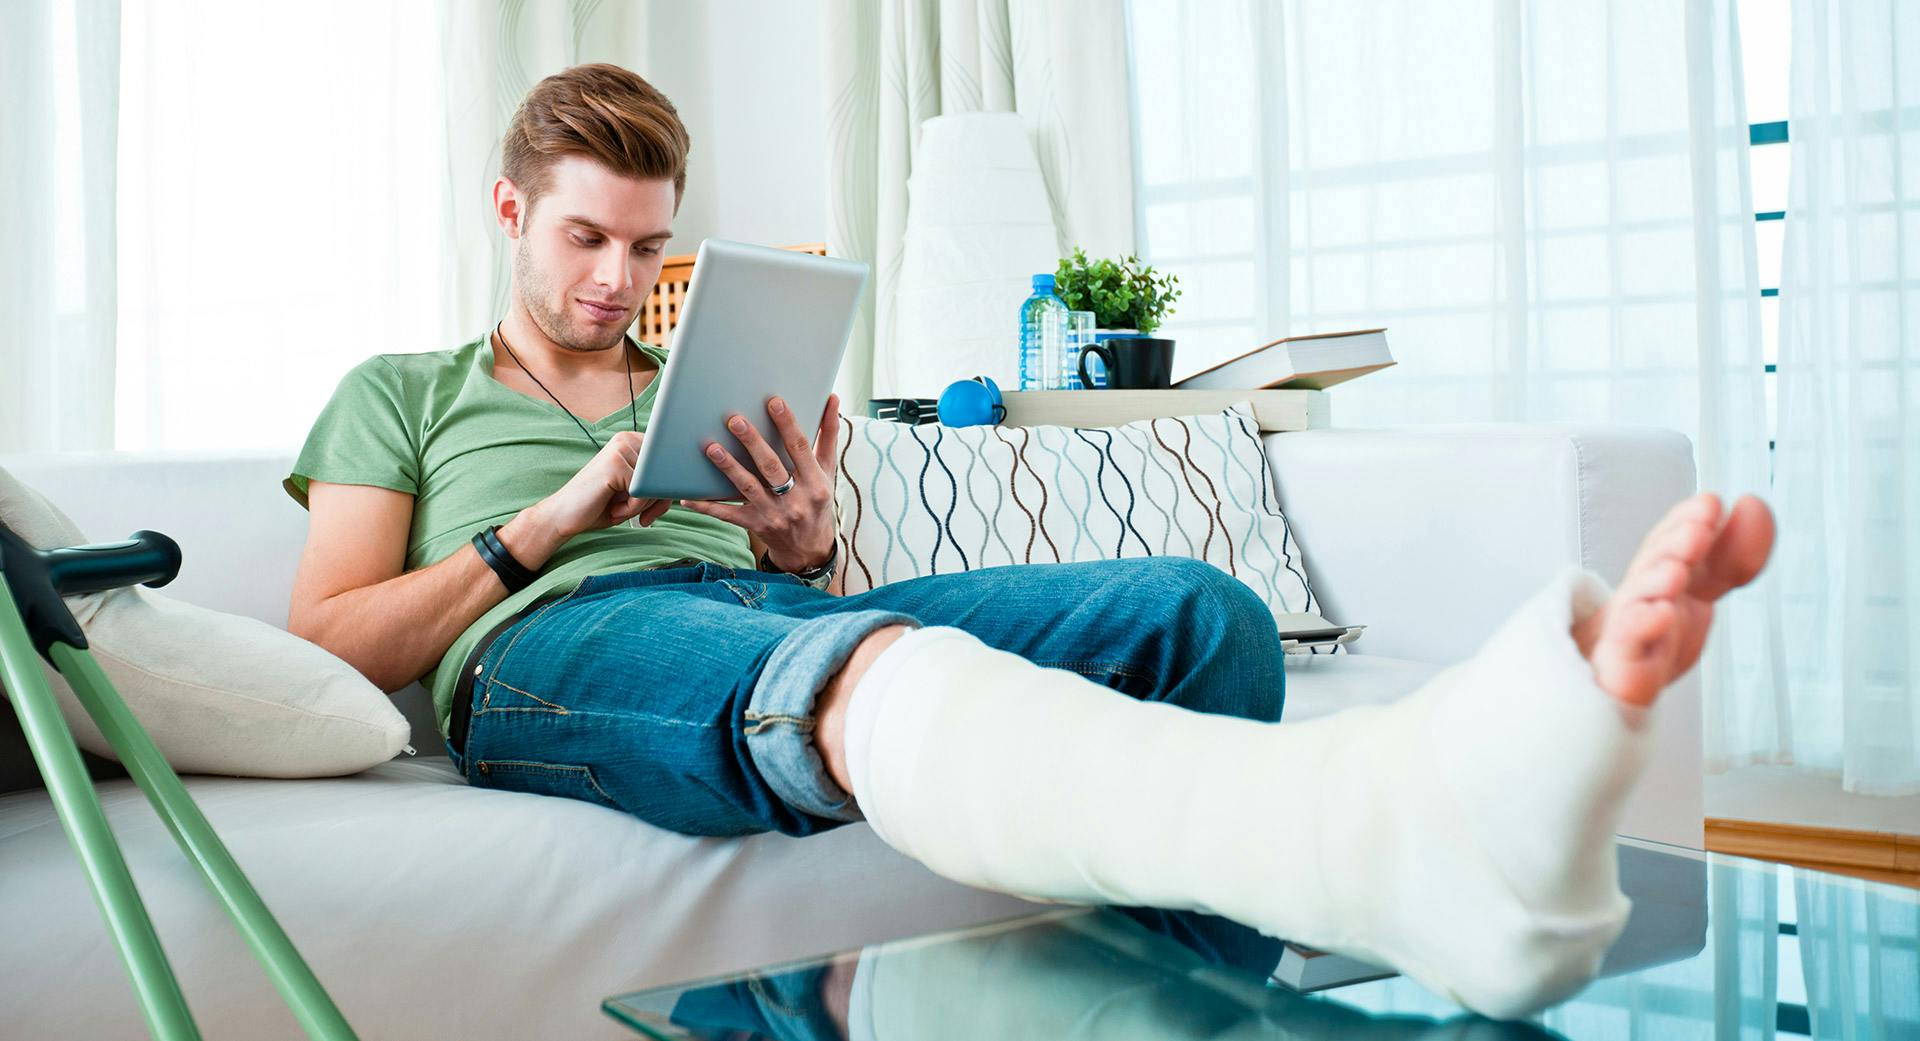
[1019,273,1068,390]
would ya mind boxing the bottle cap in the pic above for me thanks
[1032,273,1055,291]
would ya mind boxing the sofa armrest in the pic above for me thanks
[1261,425,1704,847]
[1261,425,1695,663]
[2,450,305,628]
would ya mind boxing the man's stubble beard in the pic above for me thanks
[513,234,626,354]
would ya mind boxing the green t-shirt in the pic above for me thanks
[284,336,754,737]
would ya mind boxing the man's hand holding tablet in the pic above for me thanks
[679,392,843,573]
[525,386,841,579]
[618,238,867,582]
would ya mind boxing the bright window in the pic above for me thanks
[1126,0,1791,449]
[113,1,456,452]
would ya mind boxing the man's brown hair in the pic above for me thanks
[501,63,690,214]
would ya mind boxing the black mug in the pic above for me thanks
[1078,337,1176,390]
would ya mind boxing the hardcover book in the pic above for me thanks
[1174,328,1393,391]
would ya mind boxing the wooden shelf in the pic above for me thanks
[1705,817,1920,889]
[999,389,1329,433]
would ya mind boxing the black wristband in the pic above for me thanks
[472,525,537,594]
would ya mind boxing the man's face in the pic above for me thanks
[507,155,675,353]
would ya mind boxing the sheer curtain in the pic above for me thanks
[1129,0,1782,770]
[1,0,121,453]
[823,0,1137,404]
[1795,873,1920,1032]
[1767,0,1920,794]
[435,0,649,335]
[113,0,647,453]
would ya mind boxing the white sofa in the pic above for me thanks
[0,425,1700,1040]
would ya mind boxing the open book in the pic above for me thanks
[1174,328,1394,391]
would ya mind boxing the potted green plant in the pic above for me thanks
[1052,248,1182,388]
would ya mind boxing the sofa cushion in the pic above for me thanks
[0,464,410,778]
[833,403,1323,620]
[1277,653,1442,722]
[0,761,1039,1038]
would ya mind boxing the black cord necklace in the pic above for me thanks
[493,322,637,449]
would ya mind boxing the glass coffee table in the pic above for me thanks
[603,837,1918,1040]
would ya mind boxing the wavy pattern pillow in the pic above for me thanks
[831,402,1320,620]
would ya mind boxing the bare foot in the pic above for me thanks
[1571,493,1775,708]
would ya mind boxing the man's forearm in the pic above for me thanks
[300,509,568,692]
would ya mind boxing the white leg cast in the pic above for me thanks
[841,567,1653,1020]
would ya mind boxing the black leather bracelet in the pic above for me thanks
[472,525,537,594]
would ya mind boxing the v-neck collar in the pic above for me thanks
[478,335,661,427]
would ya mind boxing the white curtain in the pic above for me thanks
[1130,0,1782,777]
[436,0,649,333]
[1,0,121,453]
[112,0,646,452]
[824,0,1137,405]
[1794,872,1920,1032]
[1765,0,1920,794]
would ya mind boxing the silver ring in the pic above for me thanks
[768,476,795,496]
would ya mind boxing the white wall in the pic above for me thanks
[643,1,829,257]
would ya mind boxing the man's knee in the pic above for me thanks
[1128,557,1272,630]
[1125,557,1286,721]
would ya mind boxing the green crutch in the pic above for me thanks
[0,519,359,1041]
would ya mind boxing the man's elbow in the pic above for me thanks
[285,594,337,651]
[287,599,405,693]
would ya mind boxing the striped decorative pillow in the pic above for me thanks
[831,402,1320,620]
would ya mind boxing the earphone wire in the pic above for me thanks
[494,321,638,450]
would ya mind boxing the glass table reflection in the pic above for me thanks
[604,838,1919,1041]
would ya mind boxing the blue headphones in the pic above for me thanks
[937,376,1006,427]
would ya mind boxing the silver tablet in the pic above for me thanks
[628,239,869,501]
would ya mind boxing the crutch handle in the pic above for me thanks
[43,531,182,596]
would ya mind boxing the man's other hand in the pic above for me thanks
[531,430,674,539]
[680,393,841,573]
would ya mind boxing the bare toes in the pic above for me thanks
[1654,503,1718,569]
[1622,556,1689,604]
[1592,492,1773,709]
[1695,495,1776,600]
[1628,494,1721,575]
[1627,598,1677,656]
[1596,600,1676,708]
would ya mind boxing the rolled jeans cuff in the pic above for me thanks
[744,609,922,823]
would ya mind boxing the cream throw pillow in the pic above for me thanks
[0,464,410,777]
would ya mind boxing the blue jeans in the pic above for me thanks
[447,556,1286,838]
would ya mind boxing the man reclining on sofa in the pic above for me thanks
[282,63,1776,1021]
